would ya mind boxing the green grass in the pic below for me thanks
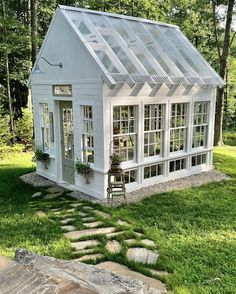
[0,148,236,293]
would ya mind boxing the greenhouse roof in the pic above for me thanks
[59,5,224,88]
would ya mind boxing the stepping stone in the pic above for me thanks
[83,206,93,210]
[72,248,96,256]
[78,212,87,217]
[93,210,111,219]
[105,240,121,254]
[64,227,116,240]
[35,210,47,218]
[117,219,129,226]
[97,261,167,293]
[134,232,144,237]
[141,239,155,247]
[71,240,100,251]
[44,192,62,199]
[61,225,76,232]
[106,231,124,238]
[149,269,170,277]
[31,192,42,198]
[60,218,74,225]
[84,221,103,228]
[126,248,159,265]
[50,208,61,212]
[67,208,76,213]
[82,217,95,222]
[75,253,104,262]
[46,186,65,194]
[70,203,82,208]
[124,239,136,245]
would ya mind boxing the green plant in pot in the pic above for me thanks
[75,158,93,184]
[32,147,50,169]
[109,153,123,174]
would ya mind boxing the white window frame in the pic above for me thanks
[144,104,164,158]
[82,105,94,164]
[170,103,188,154]
[113,105,137,163]
[192,102,209,149]
[40,103,50,153]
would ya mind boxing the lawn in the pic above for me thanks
[0,147,236,294]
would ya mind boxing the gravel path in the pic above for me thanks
[20,170,230,206]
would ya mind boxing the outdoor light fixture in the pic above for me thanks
[33,56,62,74]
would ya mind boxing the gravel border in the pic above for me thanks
[20,170,230,206]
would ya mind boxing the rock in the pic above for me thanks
[44,192,62,199]
[124,239,136,245]
[75,253,104,262]
[46,186,65,194]
[105,240,121,254]
[117,219,129,226]
[141,239,155,247]
[64,227,116,240]
[10,249,158,293]
[60,218,74,225]
[97,261,167,293]
[35,210,47,218]
[70,203,82,208]
[84,221,103,228]
[126,248,159,265]
[106,231,124,238]
[61,225,76,232]
[31,192,42,198]
[78,211,87,217]
[93,210,111,219]
[71,240,100,251]
[82,216,95,222]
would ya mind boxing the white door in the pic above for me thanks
[60,101,75,184]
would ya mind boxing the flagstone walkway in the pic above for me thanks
[31,186,168,293]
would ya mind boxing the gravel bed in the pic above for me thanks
[20,172,56,187]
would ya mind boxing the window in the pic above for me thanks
[113,106,137,162]
[53,85,72,96]
[144,163,164,179]
[40,103,49,152]
[170,103,188,153]
[169,158,186,172]
[144,104,164,157]
[191,153,207,167]
[192,102,209,148]
[124,169,137,183]
[82,106,94,163]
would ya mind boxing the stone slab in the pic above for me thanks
[75,253,104,262]
[149,269,170,277]
[83,206,93,210]
[46,186,65,194]
[82,216,95,222]
[124,239,136,245]
[35,210,47,218]
[93,210,111,219]
[141,239,155,247]
[61,225,76,232]
[72,248,96,256]
[44,192,62,199]
[97,261,167,293]
[78,211,88,217]
[106,231,124,238]
[64,227,116,240]
[117,219,129,226]
[105,240,121,254]
[84,221,103,228]
[70,203,82,208]
[60,218,74,225]
[126,248,159,265]
[31,192,42,198]
[71,240,100,251]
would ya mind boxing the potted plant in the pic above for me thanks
[75,158,93,184]
[109,153,123,174]
[32,147,50,169]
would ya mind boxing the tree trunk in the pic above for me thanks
[214,0,235,146]
[30,0,37,65]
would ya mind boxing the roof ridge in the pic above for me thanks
[58,4,179,29]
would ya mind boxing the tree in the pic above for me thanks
[213,0,235,146]
[31,0,37,65]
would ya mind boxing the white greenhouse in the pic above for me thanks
[29,5,224,199]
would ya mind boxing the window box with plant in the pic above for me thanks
[33,147,50,169]
[75,158,93,184]
[109,153,123,175]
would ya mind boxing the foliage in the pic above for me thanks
[0,144,24,159]
[75,158,93,184]
[15,108,33,145]
[110,153,122,165]
[33,147,49,162]
[223,130,236,146]
[0,113,11,146]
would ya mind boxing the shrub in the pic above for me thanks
[0,114,12,146]
[223,131,236,146]
[15,108,33,145]
[0,144,24,160]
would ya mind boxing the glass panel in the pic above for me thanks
[63,107,74,160]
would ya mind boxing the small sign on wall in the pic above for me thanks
[52,85,72,96]
[49,112,54,142]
